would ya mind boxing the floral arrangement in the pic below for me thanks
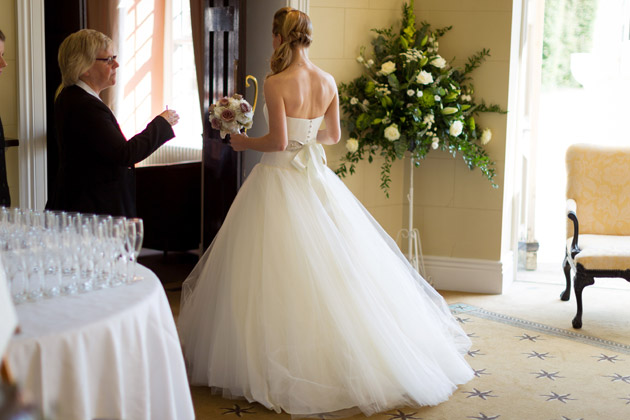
[337,0,505,196]
[209,94,254,139]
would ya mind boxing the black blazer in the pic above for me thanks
[0,116,10,207]
[46,85,174,217]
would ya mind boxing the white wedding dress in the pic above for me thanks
[177,106,474,417]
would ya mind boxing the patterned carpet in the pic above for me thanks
[176,294,630,420]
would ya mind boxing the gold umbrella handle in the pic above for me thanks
[245,75,259,113]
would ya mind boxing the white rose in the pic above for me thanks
[350,97,358,105]
[480,128,492,145]
[417,90,423,97]
[416,70,433,85]
[431,55,446,68]
[407,89,415,96]
[346,138,359,153]
[434,95,441,101]
[367,59,374,67]
[431,137,440,149]
[384,124,401,141]
[380,61,396,75]
[449,120,464,137]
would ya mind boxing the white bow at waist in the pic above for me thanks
[290,142,327,175]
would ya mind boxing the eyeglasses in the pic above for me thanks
[95,55,117,65]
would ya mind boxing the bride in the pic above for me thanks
[177,7,473,418]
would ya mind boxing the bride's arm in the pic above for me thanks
[316,82,341,145]
[229,80,288,152]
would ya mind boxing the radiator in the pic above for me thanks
[137,144,202,167]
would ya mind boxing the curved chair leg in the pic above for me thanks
[572,270,595,329]
[560,254,571,301]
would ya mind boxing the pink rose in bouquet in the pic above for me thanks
[209,94,254,139]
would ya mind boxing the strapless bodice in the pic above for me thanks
[261,104,325,170]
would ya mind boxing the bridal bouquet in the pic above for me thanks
[209,94,254,139]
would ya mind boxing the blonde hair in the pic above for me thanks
[268,8,312,77]
[56,29,112,98]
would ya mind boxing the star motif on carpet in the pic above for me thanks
[221,404,256,417]
[516,333,542,342]
[456,316,472,324]
[474,368,490,377]
[467,414,500,420]
[541,392,576,403]
[531,370,564,380]
[620,395,630,405]
[524,351,553,360]
[560,417,584,420]
[452,304,468,311]
[467,332,478,338]
[468,349,485,357]
[605,373,630,384]
[592,353,623,363]
[385,409,422,419]
[463,388,498,400]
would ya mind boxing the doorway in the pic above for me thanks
[518,0,630,286]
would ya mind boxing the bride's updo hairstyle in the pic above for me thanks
[269,7,312,76]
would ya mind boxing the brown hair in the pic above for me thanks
[269,8,312,77]
[0,30,5,42]
[56,29,112,98]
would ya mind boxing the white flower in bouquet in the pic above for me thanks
[378,61,396,76]
[209,94,253,139]
[384,124,401,141]
[407,89,415,97]
[480,128,492,145]
[449,120,463,137]
[367,59,375,67]
[423,113,434,128]
[346,138,359,153]
[431,137,440,149]
[416,70,433,85]
[350,97,359,105]
[431,55,446,68]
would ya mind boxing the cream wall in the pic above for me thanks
[0,0,19,207]
[311,0,511,262]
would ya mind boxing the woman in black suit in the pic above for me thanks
[0,29,11,207]
[46,29,179,217]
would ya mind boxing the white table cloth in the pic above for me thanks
[6,265,195,420]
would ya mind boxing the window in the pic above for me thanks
[117,0,202,166]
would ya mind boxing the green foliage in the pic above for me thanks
[542,0,597,89]
[336,0,505,196]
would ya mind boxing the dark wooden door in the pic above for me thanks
[201,0,246,249]
[44,0,87,197]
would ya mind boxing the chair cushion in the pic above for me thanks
[567,234,630,270]
[566,144,630,236]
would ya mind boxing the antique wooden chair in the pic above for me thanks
[561,143,630,328]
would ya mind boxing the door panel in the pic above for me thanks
[201,0,246,249]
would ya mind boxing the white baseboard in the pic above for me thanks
[422,252,514,294]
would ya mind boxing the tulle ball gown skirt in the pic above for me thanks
[177,146,474,417]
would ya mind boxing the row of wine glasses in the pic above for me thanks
[0,207,144,304]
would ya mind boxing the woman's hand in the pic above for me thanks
[229,132,249,151]
[159,109,180,126]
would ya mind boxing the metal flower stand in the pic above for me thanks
[396,157,433,286]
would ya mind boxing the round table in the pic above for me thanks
[6,265,195,420]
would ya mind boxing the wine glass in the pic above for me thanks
[126,218,144,281]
